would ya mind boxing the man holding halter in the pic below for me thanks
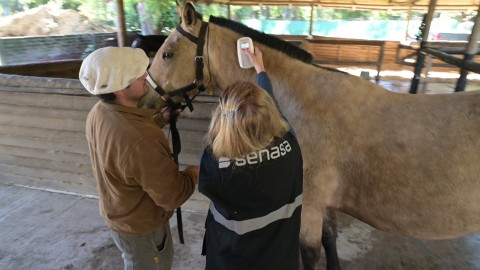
[79,46,199,270]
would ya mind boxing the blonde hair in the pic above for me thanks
[207,81,289,159]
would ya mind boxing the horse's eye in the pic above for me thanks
[162,52,174,59]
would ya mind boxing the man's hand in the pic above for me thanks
[161,107,182,124]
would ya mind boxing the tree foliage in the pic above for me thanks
[145,0,179,33]
[0,0,23,15]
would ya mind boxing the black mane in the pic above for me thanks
[209,16,313,64]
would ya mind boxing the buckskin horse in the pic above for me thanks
[143,3,480,269]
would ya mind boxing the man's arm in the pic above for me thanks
[126,135,199,211]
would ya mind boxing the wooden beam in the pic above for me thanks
[116,0,127,47]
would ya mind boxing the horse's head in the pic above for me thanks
[142,2,209,112]
[142,2,315,111]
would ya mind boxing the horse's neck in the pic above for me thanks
[206,27,253,89]
[206,26,317,98]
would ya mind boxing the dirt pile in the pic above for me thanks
[0,4,115,37]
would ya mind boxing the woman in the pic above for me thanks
[199,46,303,270]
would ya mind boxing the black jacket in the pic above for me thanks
[199,73,303,270]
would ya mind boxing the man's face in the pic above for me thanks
[125,72,150,100]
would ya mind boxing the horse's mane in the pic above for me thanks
[209,16,313,64]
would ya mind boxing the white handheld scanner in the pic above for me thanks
[237,37,254,69]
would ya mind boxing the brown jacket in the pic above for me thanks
[85,101,196,236]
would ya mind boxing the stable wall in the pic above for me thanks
[0,73,213,212]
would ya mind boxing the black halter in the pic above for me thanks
[146,22,208,112]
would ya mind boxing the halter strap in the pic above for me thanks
[176,25,199,44]
[146,21,209,112]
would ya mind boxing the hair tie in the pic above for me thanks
[221,108,237,116]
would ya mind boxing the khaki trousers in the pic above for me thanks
[111,224,174,270]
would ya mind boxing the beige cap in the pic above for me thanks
[79,47,149,95]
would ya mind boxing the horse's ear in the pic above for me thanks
[181,2,198,28]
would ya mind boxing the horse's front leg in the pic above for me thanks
[299,164,341,270]
[300,203,324,270]
[300,207,341,270]
[322,209,340,270]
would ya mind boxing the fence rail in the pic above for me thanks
[0,32,139,66]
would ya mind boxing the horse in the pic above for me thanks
[144,3,480,269]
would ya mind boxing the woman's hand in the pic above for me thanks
[244,46,265,74]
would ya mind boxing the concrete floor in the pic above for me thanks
[1,182,480,270]
[344,68,480,94]
[0,183,206,270]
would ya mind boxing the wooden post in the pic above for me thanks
[405,5,413,41]
[376,42,385,83]
[309,4,314,36]
[455,4,480,92]
[116,0,127,47]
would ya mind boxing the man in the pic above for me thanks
[79,47,199,270]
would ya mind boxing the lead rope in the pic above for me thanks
[169,106,185,244]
